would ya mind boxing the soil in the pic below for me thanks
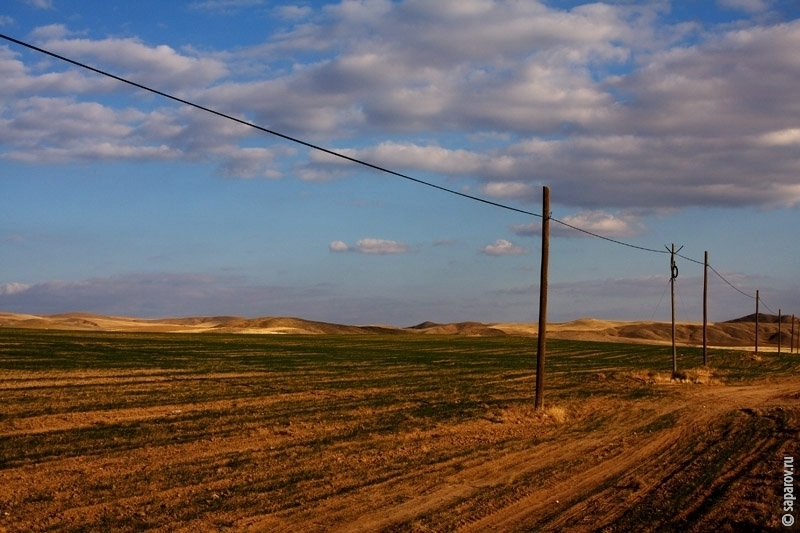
[0,337,798,532]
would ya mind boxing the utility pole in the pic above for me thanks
[755,290,759,355]
[666,243,682,375]
[792,314,796,354]
[535,186,550,410]
[778,309,782,355]
[703,250,709,366]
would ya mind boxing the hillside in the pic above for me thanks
[0,311,796,348]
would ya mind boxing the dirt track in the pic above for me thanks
[0,332,798,532]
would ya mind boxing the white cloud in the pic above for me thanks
[3,6,800,211]
[511,210,644,239]
[0,283,31,295]
[274,5,312,21]
[329,240,350,252]
[324,142,488,176]
[481,182,538,201]
[757,128,800,146]
[559,211,644,238]
[479,239,528,256]
[0,16,14,26]
[31,33,228,90]
[356,238,409,254]
[329,238,411,254]
[29,23,69,41]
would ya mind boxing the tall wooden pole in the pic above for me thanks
[778,309,782,355]
[535,186,550,410]
[792,314,796,354]
[670,243,677,374]
[703,251,708,366]
[755,290,759,354]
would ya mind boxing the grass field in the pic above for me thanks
[1,329,798,532]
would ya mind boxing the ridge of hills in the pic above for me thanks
[0,311,796,348]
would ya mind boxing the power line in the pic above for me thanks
[675,252,704,266]
[0,29,790,309]
[0,32,541,220]
[680,253,785,317]
[2,32,684,259]
[550,218,668,255]
[677,252,762,305]
[708,264,754,300]
[760,298,777,315]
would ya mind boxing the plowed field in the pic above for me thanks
[1,330,798,532]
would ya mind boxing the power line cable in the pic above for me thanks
[708,265,754,299]
[759,298,776,315]
[0,32,542,219]
[550,218,668,255]
[675,252,704,266]
[1,32,684,259]
[650,277,672,322]
[678,252,774,311]
[680,253,783,317]
[0,32,775,275]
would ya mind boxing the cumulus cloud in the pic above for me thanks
[31,33,228,90]
[479,239,528,256]
[511,210,644,238]
[329,240,350,252]
[329,238,411,254]
[326,143,486,174]
[481,182,538,202]
[2,3,800,210]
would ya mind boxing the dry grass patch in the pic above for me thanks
[543,406,568,424]
[486,404,569,425]
[628,367,721,385]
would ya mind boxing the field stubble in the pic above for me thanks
[0,330,798,532]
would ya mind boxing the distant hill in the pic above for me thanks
[211,316,382,335]
[406,321,506,336]
[0,311,796,346]
[725,313,794,324]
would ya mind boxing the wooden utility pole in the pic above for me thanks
[666,243,681,375]
[703,251,709,366]
[778,309,782,355]
[755,290,759,354]
[535,186,550,410]
[792,314,796,354]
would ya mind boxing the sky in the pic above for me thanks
[1,0,799,326]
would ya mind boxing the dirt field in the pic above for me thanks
[0,329,798,532]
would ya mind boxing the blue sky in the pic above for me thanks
[1,0,799,325]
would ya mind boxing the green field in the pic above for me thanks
[0,329,798,532]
